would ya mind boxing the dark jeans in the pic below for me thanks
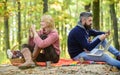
[22,44,59,63]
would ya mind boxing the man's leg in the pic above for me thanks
[92,35,120,57]
[100,39,120,57]
[73,52,120,68]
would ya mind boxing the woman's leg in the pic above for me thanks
[32,45,59,63]
[44,45,59,63]
[32,48,42,60]
[73,52,120,68]
[32,45,47,62]
[19,48,35,68]
[35,53,46,62]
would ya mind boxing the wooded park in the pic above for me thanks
[0,0,120,75]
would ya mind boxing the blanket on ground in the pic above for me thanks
[11,59,106,66]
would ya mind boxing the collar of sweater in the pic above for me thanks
[77,21,86,30]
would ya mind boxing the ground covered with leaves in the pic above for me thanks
[0,64,120,75]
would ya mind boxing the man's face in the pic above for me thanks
[83,17,92,30]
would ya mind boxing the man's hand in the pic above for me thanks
[99,34,109,41]
[105,30,110,36]
[83,48,90,53]
[99,30,110,41]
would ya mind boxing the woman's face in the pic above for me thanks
[40,20,48,29]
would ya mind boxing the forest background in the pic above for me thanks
[0,0,120,64]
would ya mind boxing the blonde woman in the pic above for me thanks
[19,15,60,68]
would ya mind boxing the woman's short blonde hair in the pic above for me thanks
[41,15,55,29]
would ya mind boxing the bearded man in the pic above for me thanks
[67,12,120,69]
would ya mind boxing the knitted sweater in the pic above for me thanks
[67,22,105,58]
[29,29,60,55]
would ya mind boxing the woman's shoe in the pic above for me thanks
[18,61,35,69]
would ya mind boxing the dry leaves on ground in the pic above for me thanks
[0,64,120,75]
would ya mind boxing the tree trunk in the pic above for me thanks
[92,0,100,30]
[84,4,91,12]
[23,2,27,38]
[17,1,21,49]
[100,0,103,28]
[43,0,48,13]
[4,0,10,50]
[109,3,119,50]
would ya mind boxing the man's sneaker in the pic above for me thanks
[7,49,13,59]
[116,55,120,61]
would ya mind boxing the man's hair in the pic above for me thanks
[79,12,92,22]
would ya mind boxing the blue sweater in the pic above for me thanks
[67,22,105,58]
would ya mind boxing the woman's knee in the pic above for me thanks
[21,48,29,53]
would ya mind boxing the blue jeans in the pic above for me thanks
[73,35,120,68]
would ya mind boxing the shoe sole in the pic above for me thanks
[19,64,35,69]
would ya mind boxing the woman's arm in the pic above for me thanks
[31,25,59,48]
[28,28,35,47]
[33,32,58,48]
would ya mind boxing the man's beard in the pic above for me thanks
[84,23,91,30]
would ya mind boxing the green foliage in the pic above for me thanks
[0,0,4,2]
[0,2,4,17]
[0,0,120,64]
[0,52,9,64]
[81,0,93,5]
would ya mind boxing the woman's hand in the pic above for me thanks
[31,25,39,37]
[31,25,36,34]
[29,28,34,38]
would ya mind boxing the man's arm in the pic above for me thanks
[75,30,101,51]
[89,29,105,36]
